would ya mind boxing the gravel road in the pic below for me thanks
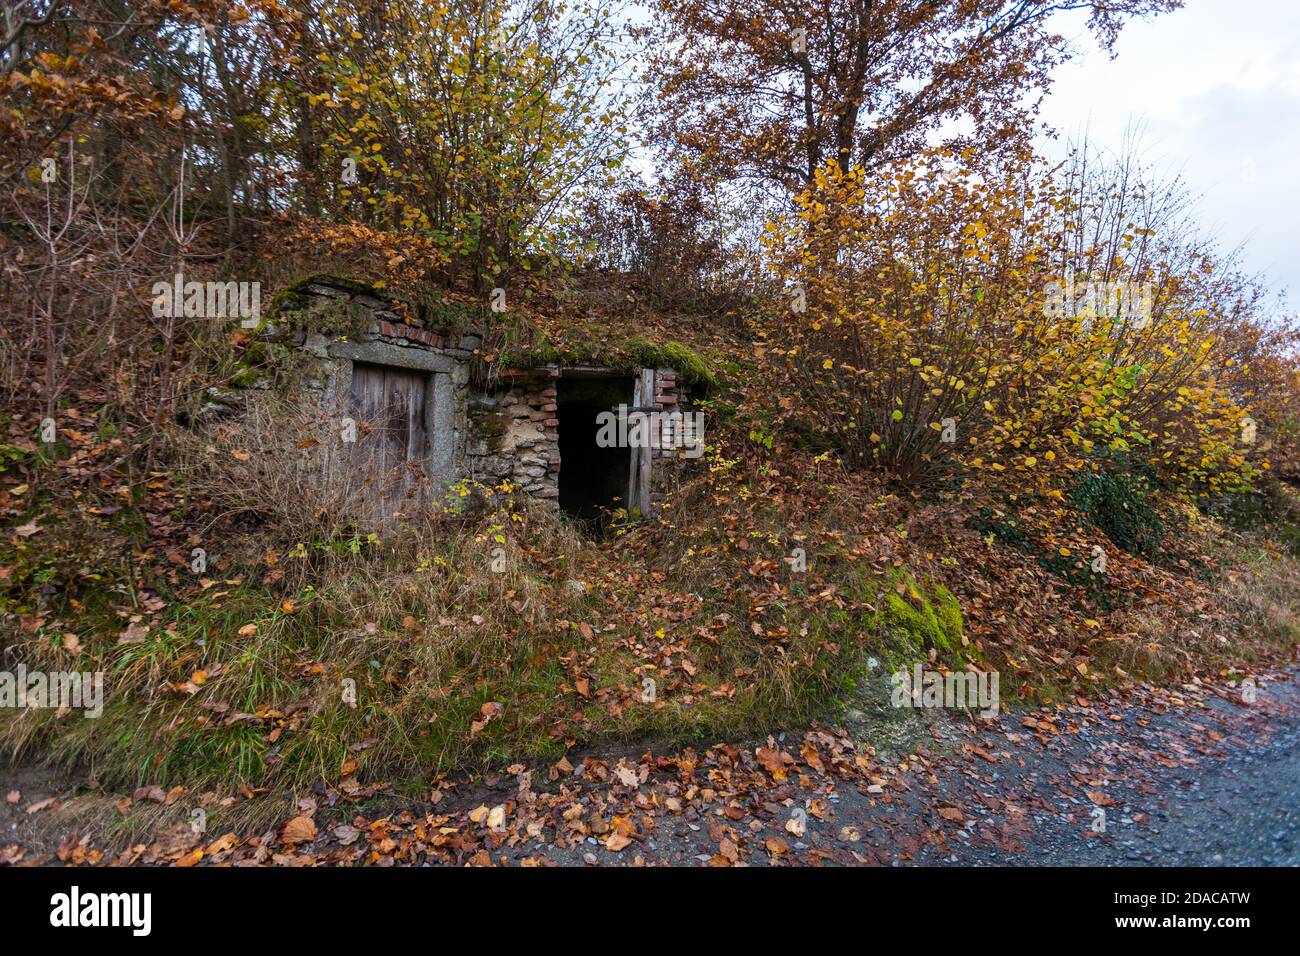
[3,669,1297,867]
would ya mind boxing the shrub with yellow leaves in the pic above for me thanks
[761,148,1274,496]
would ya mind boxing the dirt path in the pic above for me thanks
[3,668,1297,866]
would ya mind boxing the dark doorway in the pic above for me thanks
[557,376,633,527]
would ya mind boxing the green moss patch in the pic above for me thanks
[499,335,716,390]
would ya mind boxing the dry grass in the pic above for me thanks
[5,411,1298,824]
[2,395,599,798]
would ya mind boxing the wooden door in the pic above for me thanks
[349,363,429,512]
[626,369,654,518]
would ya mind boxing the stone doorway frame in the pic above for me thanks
[323,339,462,488]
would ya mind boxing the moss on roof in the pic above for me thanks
[497,336,716,389]
[268,273,488,334]
[269,272,728,391]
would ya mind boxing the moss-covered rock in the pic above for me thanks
[227,365,262,389]
[268,273,485,338]
[622,337,715,389]
[867,570,967,665]
[468,404,510,451]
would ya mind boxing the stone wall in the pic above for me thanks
[256,276,696,513]
[464,369,561,500]
[646,367,697,511]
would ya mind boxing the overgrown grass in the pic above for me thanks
[0,504,592,795]
[4,412,1298,810]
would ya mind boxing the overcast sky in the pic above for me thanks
[1038,0,1300,314]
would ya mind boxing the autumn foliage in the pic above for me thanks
[2,0,1299,811]
[760,150,1277,497]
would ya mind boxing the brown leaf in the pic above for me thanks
[205,834,238,855]
[280,814,317,845]
[116,621,148,645]
[764,836,790,856]
[755,747,787,780]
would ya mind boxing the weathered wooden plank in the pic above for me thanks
[349,363,385,489]
[628,374,643,513]
[637,368,654,516]
[349,362,432,515]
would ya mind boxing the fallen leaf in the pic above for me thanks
[613,765,639,788]
[117,622,148,645]
[280,814,317,845]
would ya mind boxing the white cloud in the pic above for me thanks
[1038,0,1300,312]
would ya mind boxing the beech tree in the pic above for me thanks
[649,0,1182,198]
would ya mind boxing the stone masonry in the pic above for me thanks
[262,276,693,511]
